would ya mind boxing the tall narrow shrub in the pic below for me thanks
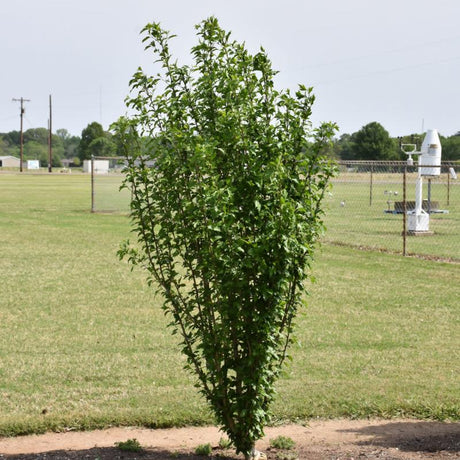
[115,17,336,459]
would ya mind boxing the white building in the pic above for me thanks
[0,156,20,168]
[27,160,40,170]
[83,159,109,174]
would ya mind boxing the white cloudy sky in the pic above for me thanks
[1,0,459,138]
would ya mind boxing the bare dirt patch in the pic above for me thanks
[0,419,459,459]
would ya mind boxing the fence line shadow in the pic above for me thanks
[339,421,460,453]
[3,446,237,459]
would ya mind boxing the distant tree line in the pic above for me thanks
[0,121,119,168]
[331,122,460,161]
[0,120,459,167]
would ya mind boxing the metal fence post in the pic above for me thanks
[91,155,95,213]
[447,171,450,206]
[427,178,432,215]
[403,165,407,256]
[369,164,373,206]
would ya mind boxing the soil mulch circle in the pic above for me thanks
[0,419,459,459]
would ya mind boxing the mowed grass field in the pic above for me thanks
[0,173,459,437]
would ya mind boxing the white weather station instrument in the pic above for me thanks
[400,129,449,234]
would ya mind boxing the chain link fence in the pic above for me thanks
[91,158,460,262]
[90,156,130,213]
[324,161,460,261]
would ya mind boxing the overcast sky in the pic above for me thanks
[1,0,459,138]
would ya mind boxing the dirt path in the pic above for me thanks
[0,419,459,459]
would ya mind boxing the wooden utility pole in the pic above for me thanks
[48,94,53,172]
[12,97,30,172]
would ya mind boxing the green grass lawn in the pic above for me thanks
[0,173,459,436]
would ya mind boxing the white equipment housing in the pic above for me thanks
[402,129,442,235]
[420,129,442,177]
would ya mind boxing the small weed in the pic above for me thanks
[218,436,233,449]
[195,443,212,456]
[270,435,296,450]
[276,453,298,460]
[115,438,143,452]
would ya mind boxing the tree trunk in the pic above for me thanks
[244,446,267,460]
